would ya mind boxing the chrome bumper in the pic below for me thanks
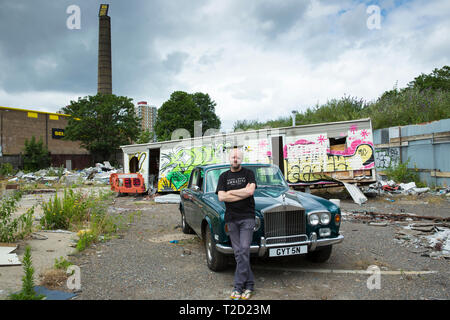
[216,233,344,257]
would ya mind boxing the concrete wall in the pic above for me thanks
[373,118,450,187]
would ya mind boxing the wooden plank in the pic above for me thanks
[375,142,408,148]
[390,131,450,143]
[431,171,450,178]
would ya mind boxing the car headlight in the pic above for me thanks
[320,212,331,225]
[308,213,319,226]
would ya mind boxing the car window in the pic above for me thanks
[189,169,199,189]
[205,168,229,193]
[248,166,287,187]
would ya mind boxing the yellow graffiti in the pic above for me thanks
[286,144,374,183]
[325,144,373,172]
[129,152,147,173]
[157,176,179,192]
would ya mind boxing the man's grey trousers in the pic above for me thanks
[227,218,255,292]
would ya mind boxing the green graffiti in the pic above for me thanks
[166,171,189,190]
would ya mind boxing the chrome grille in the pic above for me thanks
[264,209,306,245]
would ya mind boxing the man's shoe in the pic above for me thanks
[241,289,254,300]
[230,290,241,300]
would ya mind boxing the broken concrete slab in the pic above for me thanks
[0,244,21,266]
[154,194,181,204]
[342,182,368,205]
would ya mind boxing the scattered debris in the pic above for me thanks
[0,244,21,266]
[8,161,123,187]
[342,182,367,205]
[154,194,181,204]
[32,286,77,300]
[31,233,48,240]
[369,222,388,227]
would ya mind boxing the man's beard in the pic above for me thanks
[231,162,241,170]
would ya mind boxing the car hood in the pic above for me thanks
[203,187,338,214]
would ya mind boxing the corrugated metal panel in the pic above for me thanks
[374,118,450,187]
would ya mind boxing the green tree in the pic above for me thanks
[191,92,221,135]
[155,91,200,142]
[136,129,155,144]
[23,136,51,171]
[407,65,450,91]
[62,94,141,162]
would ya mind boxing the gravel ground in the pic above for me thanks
[69,194,450,300]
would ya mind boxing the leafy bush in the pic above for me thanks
[0,191,34,242]
[40,189,89,230]
[40,188,118,251]
[384,158,422,185]
[54,256,73,270]
[23,136,51,172]
[0,163,14,176]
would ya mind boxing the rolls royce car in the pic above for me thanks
[179,163,344,271]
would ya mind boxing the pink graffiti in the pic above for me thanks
[266,151,272,157]
[360,129,369,139]
[258,140,268,148]
[283,139,315,158]
[317,135,326,145]
[327,139,374,156]
[350,125,358,134]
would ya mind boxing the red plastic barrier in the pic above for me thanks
[110,173,146,194]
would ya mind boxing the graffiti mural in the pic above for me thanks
[157,138,272,192]
[284,128,375,184]
[374,148,400,170]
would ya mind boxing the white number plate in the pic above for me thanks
[269,245,308,257]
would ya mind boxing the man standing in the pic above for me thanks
[216,148,257,300]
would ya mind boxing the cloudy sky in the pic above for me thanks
[0,0,448,131]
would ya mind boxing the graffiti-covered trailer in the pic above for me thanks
[120,118,376,192]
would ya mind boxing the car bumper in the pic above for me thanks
[216,233,344,257]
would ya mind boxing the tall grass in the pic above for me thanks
[40,188,119,251]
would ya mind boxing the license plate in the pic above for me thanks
[269,245,308,257]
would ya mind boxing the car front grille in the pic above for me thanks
[264,208,306,245]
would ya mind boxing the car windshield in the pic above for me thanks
[205,165,287,193]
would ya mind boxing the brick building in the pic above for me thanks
[0,106,92,169]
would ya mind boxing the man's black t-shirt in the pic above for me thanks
[215,167,257,222]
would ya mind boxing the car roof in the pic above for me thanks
[197,163,274,170]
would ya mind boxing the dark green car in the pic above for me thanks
[179,163,344,271]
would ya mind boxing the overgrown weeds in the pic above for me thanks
[384,158,427,187]
[40,188,120,251]
[0,191,34,242]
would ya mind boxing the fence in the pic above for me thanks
[373,118,450,187]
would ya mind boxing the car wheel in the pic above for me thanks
[180,209,194,234]
[307,245,333,263]
[204,227,228,272]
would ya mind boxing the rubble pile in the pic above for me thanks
[362,178,450,197]
[342,210,450,260]
[395,223,450,260]
[7,161,122,187]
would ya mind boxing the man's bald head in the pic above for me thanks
[229,148,243,171]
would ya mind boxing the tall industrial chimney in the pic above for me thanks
[97,4,112,94]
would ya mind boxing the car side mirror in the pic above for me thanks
[192,185,200,192]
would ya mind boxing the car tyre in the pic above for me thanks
[180,209,195,234]
[204,228,228,272]
[307,245,332,263]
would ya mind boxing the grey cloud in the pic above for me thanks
[252,0,311,38]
